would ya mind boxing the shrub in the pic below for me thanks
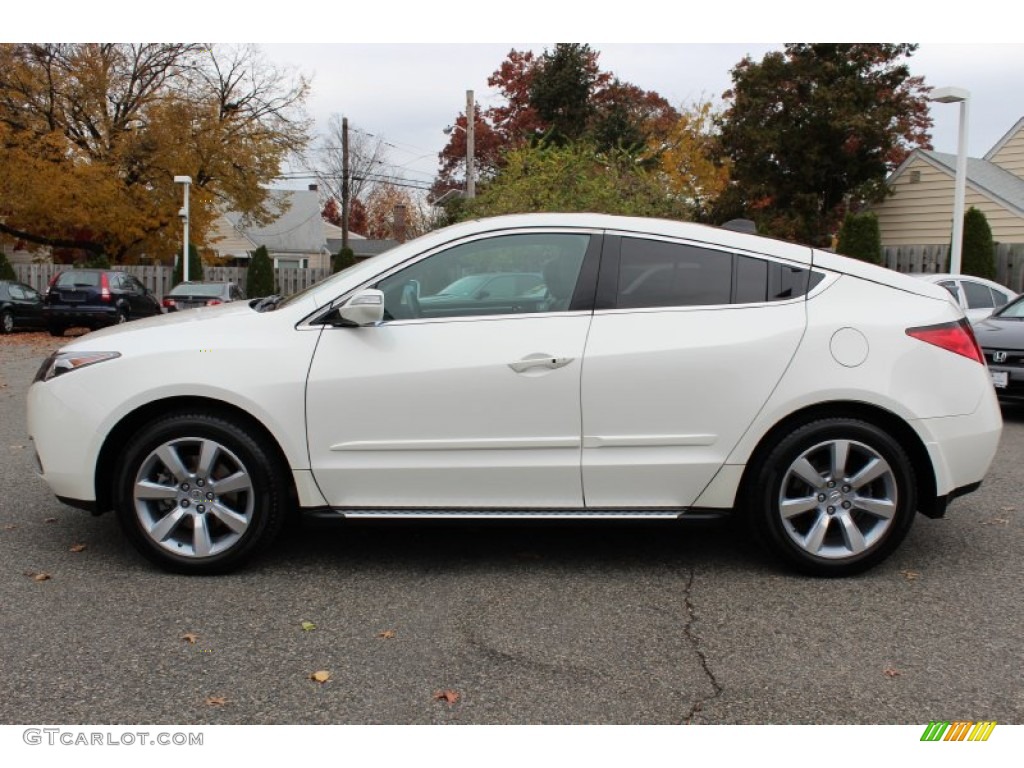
[247,245,274,297]
[960,206,996,279]
[332,246,356,274]
[836,212,882,264]
[172,243,204,284]
[0,250,15,281]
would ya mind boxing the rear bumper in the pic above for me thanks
[45,305,119,326]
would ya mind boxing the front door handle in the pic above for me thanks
[508,354,574,374]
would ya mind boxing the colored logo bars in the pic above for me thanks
[921,721,997,742]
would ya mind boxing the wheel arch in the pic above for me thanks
[738,400,939,518]
[94,395,298,514]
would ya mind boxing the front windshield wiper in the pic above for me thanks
[253,294,283,312]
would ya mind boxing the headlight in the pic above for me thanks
[34,351,121,383]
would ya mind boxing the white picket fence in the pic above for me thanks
[13,264,334,302]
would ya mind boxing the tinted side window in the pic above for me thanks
[617,238,731,309]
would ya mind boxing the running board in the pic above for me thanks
[301,507,728,521]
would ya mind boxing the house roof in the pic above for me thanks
[920,149,1024,216]
[984,117,1024,161]
[326,237,399,258]
[224,190,329,256]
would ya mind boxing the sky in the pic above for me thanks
[261,42,1024,195]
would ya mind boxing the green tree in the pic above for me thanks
[836,212,882,264]
[716,44,932,246]
[0,249,15,280]
[83,253,111,269]
[247,245,274,297]
[960,206,996,279]
[462,141,688,221]
[332,246,356,274]
[529,44,602,145]
[172,244,204,284]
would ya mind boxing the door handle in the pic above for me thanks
[508,354,574,373]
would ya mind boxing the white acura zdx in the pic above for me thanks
[27,214,1002,576]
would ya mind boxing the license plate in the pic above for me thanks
[991,370,1008,388]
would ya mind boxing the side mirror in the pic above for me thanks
[334,289,385,327]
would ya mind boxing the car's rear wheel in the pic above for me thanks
[47,323,66,337]
[114,411,289,574]
[0,311,13,334]
[746,418,917,577]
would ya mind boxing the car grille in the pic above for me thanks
[983,349,1024,367]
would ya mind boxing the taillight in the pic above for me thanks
[906,319,984,365]
[100,273,111,302]
[206,299,222,306]
[162,298,176,308]
[46,273,59,296]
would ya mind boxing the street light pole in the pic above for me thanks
[174,175,192,281]
[465,89,475,199]
[929,87,970,274]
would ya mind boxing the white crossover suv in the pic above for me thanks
[27,214,1003,576]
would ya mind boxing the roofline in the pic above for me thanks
[984,116,1024,161]
[888,150,1024,218]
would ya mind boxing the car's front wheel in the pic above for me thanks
[0,310,13,334]
[746,418,917,577]
[114,411,290,574]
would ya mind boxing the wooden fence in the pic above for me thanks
[13,264,334,302]
[882,243,1024,293]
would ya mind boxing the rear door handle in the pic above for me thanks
[508,354,574,373]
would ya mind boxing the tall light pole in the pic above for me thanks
[929,87,970,274]
[174,175,192,281]
[465,89,475,199]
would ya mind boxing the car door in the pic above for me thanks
[9,283,45,327]
[305,230,601,509]
[580,234,811,508]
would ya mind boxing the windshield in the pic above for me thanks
[170,283,227,297]
[994,296,1024,319]
[55,271,101,288]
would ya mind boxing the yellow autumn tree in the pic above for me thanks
[0,44,310,263]
[658,100,731,219]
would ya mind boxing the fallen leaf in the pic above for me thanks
[433,689,460,705]
[900,570,920,581]
[982,517,1009,526]
[24,571,51,582]
[883,667,901,678]
[69,543,87,553]
[181,633,199,645]
[205,695,229,707]
[2,524,17,531]
[44,517,57,524]
[378,629,396,639]
[310,670,331,683]
[1000,506,1016,512]
[300,621,316,632]
[9,444,25,450]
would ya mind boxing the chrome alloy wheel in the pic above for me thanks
[132,437,255,558]
[776,439,897,560]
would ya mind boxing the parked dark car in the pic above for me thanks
[161,281,244,312]
[974,294,1024,403]
[44,269,162,336]
[0,279,46,334]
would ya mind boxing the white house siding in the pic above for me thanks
[872,156,1024,246]
[987,120,1024,178]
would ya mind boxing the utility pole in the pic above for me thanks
[341,116,350,251]
[466,90,475,199]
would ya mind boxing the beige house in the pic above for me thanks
[869,117,1024,246]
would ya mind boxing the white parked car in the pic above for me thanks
[913,273,1017,324]
[27,214,1003,576]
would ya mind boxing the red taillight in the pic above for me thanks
[906,319,984,365]
[206,299,222,306]
[46,273,59,295]
[100,273,111,302]
[162,298,176,308]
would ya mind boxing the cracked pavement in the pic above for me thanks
[2,333,1023,724]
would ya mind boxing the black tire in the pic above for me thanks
[114,411,290,574]
[47,324,66,337]
[116,309,128,324]
[0,310,13,334]
[745,418,917,577]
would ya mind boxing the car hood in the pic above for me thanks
[973,317,1024,349]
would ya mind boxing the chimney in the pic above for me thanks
[393,204,407,243]
[308,183,318,192]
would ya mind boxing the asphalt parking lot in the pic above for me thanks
[1,331,1022,725]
